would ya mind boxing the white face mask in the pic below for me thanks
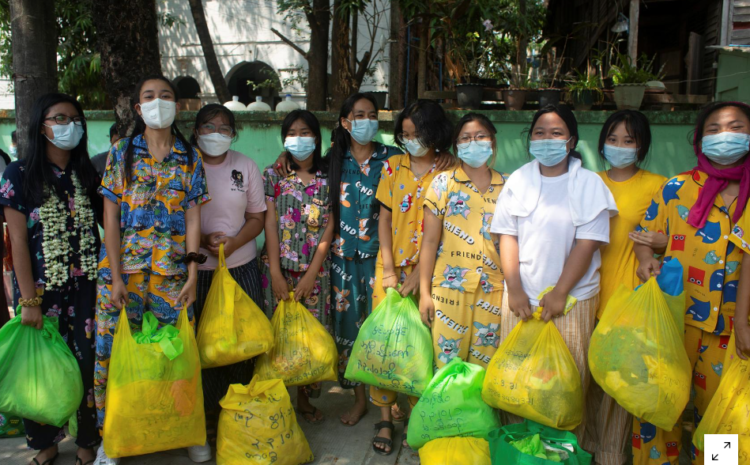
[139,98,176,129]
[197,133,232,157]
[44,122,85,151]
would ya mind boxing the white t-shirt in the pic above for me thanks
[199,150,267,270]
[492,172,610,305]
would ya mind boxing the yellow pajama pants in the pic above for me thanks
[430,281,503,369]
[631,326,727,465]
[499,290,599,445]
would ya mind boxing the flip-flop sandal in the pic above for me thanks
[32,453,59,465]
[297,406,324,424]
[391,404,407,423]
[340,408,369,426]
[372,421,395,456]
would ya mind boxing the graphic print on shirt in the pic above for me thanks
[480,213,492,240]
[446,191,471,218]
[480,272,493,293]
[231,169,243,190]
[358,218,370,241]
[440,265,469,292]
[473,322,500,348]
[340,182,351,208]
[437,334,461,364]
[662,178,684,204]
[333,286,351,312]
[400,193,413,213]
[696,220,721,244]
[687,297,710,322]
[677,205,690,221]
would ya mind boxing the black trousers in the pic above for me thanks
[16,275,100,450]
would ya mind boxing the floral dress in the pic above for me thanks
[260,166,331,329]
[0,160,102,450]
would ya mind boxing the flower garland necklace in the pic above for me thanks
[39,172,98,289]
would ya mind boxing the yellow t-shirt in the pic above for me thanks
[375,154,439,267]
[597,169,666,318]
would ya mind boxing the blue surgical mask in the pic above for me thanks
[701,132,750,165]
[43,122,84,151]
[404,138,429,158]
[529,138,571,167]
[603,144,638,168]
[347,119,379,145]
[458,140,493,168]
[284,136,316,161]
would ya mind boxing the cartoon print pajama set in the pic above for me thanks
[423,168,506,369]
[95,136,210,427]
[259,167,332,330]
[369,154,438,408]
[634,169,743,465]
[332,142,402,388]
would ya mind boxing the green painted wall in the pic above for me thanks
[0,109,700,178]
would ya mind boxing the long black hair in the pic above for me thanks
[393,100,454,154]
[24,93,100,207]
[123,75,193,182]
[282,110,325,174]
[189,103,238,145]
[526,104,582,160]
[327,93,379,233]
[598,110,652,165]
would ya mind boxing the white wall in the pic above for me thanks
[158,0,392,108]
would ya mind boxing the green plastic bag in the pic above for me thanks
[408,358,500,450]
[488,421,592,465]
[344,288,433,396]
[0,311,83,427]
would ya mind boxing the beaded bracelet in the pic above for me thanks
[184,252,208,265]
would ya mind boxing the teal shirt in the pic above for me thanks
[332,142,402,260]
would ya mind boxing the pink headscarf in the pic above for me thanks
[686,101,750,229]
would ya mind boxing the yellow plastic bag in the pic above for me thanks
[103,309,205,458]
[197,245,274,368]
[588,278,691,430]
[217,376,314,465]
[419,437,491,465]
[482,318,583,430]
[693,333,750,457]
[254,293,337,386]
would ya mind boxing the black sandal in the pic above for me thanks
[372,420,395,456]
[75,457,95,465]
[297,406,324,424]
[32,453,59,465]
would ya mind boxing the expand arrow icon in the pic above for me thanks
[712,454,719,461]
[725,442,731,449]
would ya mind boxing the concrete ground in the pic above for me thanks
[0,382,420,465]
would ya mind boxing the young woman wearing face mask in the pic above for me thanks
[260,109,334,425]
[94,76,210,465]
[633,101,750,465]
[369,100,455,456]
[490,104,618,443]
[419,113,507,369]
[579,110,667,465]
[0,93,102,465]
[321,93,403,426]
[188,104,266,453]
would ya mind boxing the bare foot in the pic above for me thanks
[297,395,324,424]
[76,447,96,464]
[340,400,368,425]
[402,423,409,448]
[30,446,58,465]
[391,403,407,422]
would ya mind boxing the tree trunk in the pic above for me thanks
[9,0,58,160]
[331,0,355,110]
[515,0,528,73]
[305,0,330,110]
[388,1,406,110]
[188,0,231,104]
[417,18,429,99]
[91,0,162,136]
[350,8,358,75]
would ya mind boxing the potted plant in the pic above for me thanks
[608,52,664,110]
[566,69,603,110]
[502,65,531,111]
[537,48,565,107]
